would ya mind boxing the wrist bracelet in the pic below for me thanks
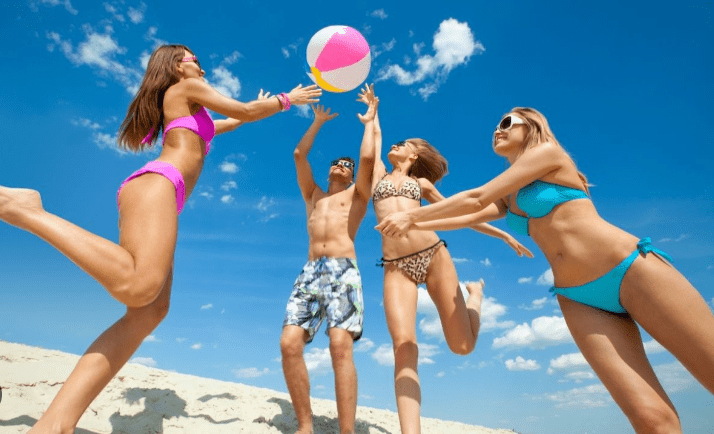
[275,94,285,111]
[279,92,291,111]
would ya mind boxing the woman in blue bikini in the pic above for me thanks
[376,107,714,433]
[0,44,320,433]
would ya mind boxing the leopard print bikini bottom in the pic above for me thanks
[377,240,447,285]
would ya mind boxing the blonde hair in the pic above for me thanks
[507,107,589,194]
[406,138,448,183]
[118,44,192,152]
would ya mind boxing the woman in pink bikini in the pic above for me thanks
[0,44,320,433]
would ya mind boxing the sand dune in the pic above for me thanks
[0,340,516,434]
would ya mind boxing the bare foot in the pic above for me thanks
[465,278,485,311]
[0,186,44,228]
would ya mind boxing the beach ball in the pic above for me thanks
[306,26,371,93]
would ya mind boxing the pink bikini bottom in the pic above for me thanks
[117,161,185,214]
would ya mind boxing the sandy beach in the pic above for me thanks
[0,340,515,434]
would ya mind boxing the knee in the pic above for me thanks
[392,338,418,362]
[447,338,476,356]
[329,335,353,360]
[115,275,166,308]
[629,403,680,433]
[125,299,169,334]
[280,335,305,359]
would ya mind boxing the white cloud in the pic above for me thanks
[451,257,470,263]
[233,367,270,379]
[304,347,332,376]
[221,195,235,205]
[376,18,484,100]
[200,303,213,310]
[658,234,689,243]
[199,191,214,200]
[561,371,596,383]
[176,338,187,344]
[547,352,588,374]
[417,283,514,340]
[295,105,311,118]
[541,384,610,409]
[643,339,666,355]
[104,3,125,22]
[31,0,78,15]
[654,361,695,393]
[129,357,157,367]
[519,297,549,310]
[260,213,279,223]
[436,371,445,378]
[127,3,146,24]
[256,196,276,212]
[191,343,202,350]
[518,277,533,284]
[143,335,160,343]
[372,38,397,59]
[221,181,238,191]
[71,116,123,151]
[354,338,375,352]
[370,8,388,19]
[505,356,541,371]
[493,316,573,349]
[371,343,440,366]
[360,394,374,399]
[210,66,241,98]
[480,258,492,267]
[45,27,142,94]
[281,38,303,59]
[536,268,554,286]
[219,161,239,174]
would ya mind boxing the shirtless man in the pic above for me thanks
[280,89,378,434]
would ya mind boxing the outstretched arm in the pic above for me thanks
[356,84,387,190]
[213,89,271,135]
[181,79,321,122]
[354,87,379,201]
[294,104,338,202]
[376,142,568,237]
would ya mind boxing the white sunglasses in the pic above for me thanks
[496,115,526,132]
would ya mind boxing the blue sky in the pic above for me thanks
[1,1,713,433]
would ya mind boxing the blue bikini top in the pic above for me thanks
[506,180,589,236]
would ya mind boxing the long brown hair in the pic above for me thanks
[118,44,192,152]
[406,138,448,183]
[507,107,589,194]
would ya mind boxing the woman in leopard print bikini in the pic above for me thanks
[359,85,532,434]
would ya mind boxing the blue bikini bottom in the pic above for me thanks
[550,237,672,313]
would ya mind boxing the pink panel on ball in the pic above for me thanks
[314,27,369,73]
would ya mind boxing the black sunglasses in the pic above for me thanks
[331,160,355,170]
[392,141,407,148]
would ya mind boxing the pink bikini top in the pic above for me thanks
[142,107,215,155]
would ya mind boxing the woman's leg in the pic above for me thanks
[423,247,483,355]
[383,266,421,434]
[0,175,178,307]
[559,296,681,434]
[620,253,714,395]
[29,267,173,434]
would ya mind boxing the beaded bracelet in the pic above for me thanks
[278,92,291,111]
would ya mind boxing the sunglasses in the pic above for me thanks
[496,115,526,132]
[392,141,407,148]
[181,56,201,70]
[331,160,355,170]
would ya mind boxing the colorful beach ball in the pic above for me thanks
[306,26,371,93]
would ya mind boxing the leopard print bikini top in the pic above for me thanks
[372,174,422,202]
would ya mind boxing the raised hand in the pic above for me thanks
[311,104,338,123]
[257,89,271,100]
[356,83,375,106]
[357,95,379,124]
[287,84,322,106]
[503,234,535,258]
[375,210,413,237]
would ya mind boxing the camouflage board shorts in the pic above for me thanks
[283,257,364,343]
